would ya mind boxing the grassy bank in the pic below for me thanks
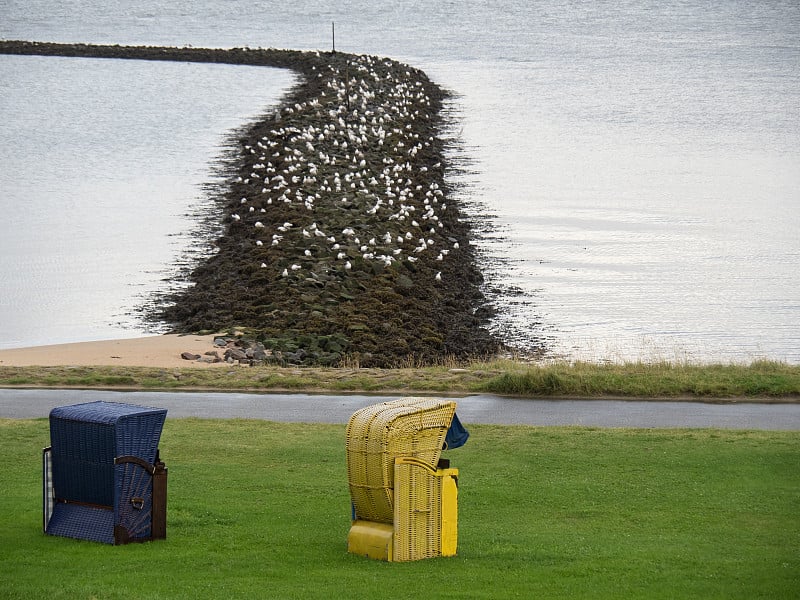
[1,418,797,599]
[1,360,799,399]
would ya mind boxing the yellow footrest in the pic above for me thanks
[347,520,394,561]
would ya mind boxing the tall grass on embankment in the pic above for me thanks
[0,360,798,398]
[1,418,797,599]
[476,359,800,398]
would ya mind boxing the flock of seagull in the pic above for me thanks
[226,52,461,287]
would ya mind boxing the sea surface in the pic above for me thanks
[1,0,798,363]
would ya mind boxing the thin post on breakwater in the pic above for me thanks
[332,21,336,53]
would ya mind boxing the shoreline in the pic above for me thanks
[1,334,797,403]
[0,334,224,368]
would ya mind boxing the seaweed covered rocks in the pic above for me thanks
[0,41,503,367]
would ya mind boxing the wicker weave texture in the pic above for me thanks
[49,401,166,506]
[393,460,441,561]
[346,398,455,524]
[45,401,167,544]
[114,461,154,540]
[47,503,116,544]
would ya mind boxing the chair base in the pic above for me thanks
[347,520,394,561]
[43,447,168,545]
[46,503,115,544]
[348,460,459,562]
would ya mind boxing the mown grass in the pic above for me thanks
[1,418,798,599]
[1,359,799,399]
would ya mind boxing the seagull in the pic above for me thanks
[435,272,442,282]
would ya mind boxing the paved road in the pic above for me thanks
[1,388,799,430]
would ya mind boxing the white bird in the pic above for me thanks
[435,272,442,282]
[344,261,352,270]
[281,268,288,277]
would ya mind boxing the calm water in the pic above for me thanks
[0,56,294,348]
[1,0,798,362]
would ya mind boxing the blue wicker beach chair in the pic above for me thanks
[43,401,168,544]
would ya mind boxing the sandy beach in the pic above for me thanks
[0,334,224,368]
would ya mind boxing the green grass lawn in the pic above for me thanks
[1,418,798,599]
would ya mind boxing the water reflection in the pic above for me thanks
[0,55,295,348]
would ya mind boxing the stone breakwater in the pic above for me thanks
[1,41,504,367]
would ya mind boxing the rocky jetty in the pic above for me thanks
[1,41,504,367]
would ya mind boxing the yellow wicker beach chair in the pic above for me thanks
[346,398,462,561]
